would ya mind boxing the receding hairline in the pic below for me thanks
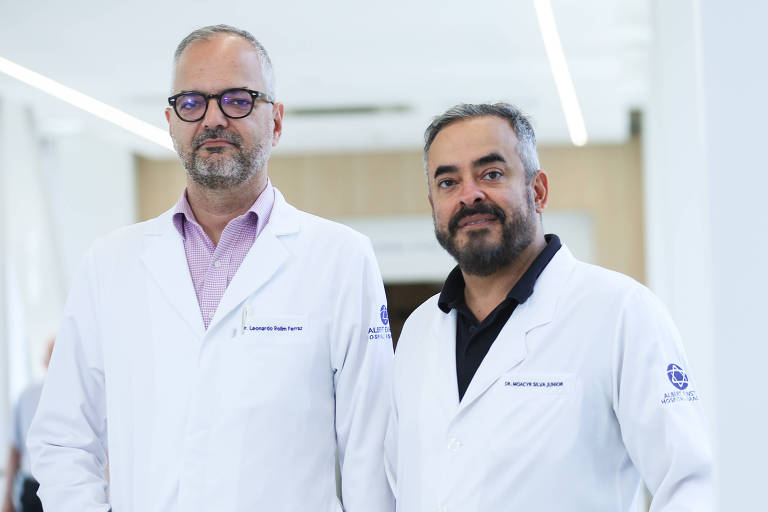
[171,25,276,96]
[425,115,524,162]
[423,103,540,183]
[175,32,252,63]
[431,113,522,137]
[170,36,260,93]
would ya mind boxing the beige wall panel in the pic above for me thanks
[539,138,644,282]
[135,156,186,220]
[267,152,429,218]
[136,139,644,282]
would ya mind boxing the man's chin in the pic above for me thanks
[197,147,235,159]
[456,227,501,247]
[187,163,243,189]
[188,172,241,190]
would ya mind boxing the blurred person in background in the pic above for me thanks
[385,103,714,511]
[27,25,393,512]
[2,339,53,512]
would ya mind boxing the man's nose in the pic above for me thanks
[202,98,229,129]
[458,180,486,206]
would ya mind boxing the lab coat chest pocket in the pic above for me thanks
[239,312,309,344]
[486,372,582,459]
[224,313,319,408]
[499,372,575,397]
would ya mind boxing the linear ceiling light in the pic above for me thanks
[533,0,588,146]
[0,56,174,151]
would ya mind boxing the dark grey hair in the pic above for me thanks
[423,103,540,182]
[173,24,276,97]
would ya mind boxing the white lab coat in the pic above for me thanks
[28,189,395,512]
[385,246,713,512]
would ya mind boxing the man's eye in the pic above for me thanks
[438,179,456,189]
[483,170,502,180]
[179,99,202,111]
[223,98,252,107]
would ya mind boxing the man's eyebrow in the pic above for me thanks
[472,152,506,168]
[433,165,459,179]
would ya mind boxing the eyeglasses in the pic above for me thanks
[168,88,275,122]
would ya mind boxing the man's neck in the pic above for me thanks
[185,174,267,246]
[462,236,547,323]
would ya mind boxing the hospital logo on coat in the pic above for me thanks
[380,305,389,325]
[368,305,392,341]
[666,363,689,390]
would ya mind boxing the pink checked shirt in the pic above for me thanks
[172,181,275,329]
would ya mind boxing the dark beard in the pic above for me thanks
[435,194,536,277]
[179,128,266,190]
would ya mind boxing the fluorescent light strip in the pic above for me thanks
[0,56,174,151]
[534,0,588,146]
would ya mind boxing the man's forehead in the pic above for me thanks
[177,33,256,62]
[173,34,264,90]
[428,116,520,167]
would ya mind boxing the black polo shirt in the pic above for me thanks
[438,234,562,401]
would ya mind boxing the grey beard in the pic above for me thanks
[178,129,269,190]
[435,193,536,277]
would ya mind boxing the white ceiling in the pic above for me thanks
[0,0,650,158]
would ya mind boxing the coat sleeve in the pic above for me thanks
[383,374,398,498]
[613,286,714,511]
[27,249,110,512]
[331,236,395,512]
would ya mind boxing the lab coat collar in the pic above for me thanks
[140,188,301,338]
[435,245,578,420]
[426,306,461,415]
[141,207,206,337]
[209,189,300,333]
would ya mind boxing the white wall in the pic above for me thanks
[700,1,768,507]
[0,100,63,443]
[0,98,136,472]
[45,133,137,289]
[646,1,768,508]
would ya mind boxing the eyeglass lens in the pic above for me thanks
[175,89,254,121]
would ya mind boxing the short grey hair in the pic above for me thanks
[173,24,276,97]
[423,103,540,182]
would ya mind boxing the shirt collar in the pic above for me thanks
[437,234,562,313]
[172,179,275,239]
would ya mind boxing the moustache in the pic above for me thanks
[448,203,506,235]
[193,128,243,150]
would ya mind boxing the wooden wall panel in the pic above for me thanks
[137,138,644,282]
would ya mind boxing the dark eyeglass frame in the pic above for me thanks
[167,88,275,122]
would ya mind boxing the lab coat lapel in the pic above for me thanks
[456,309,530,413]
[426,308,461,415]
[141,211,205,337]
[456,246,577,413]
[208,191,300,332]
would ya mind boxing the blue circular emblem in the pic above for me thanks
[380,305,389,326]
[666,363,689,390]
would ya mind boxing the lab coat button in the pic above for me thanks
[448,438,461,452]
[438,504,448,512]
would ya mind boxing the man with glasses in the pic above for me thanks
[28,25,394,512]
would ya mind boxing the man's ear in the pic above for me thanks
[532,169,549,213]
[271,102,285,146]
[165,108,174,138]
